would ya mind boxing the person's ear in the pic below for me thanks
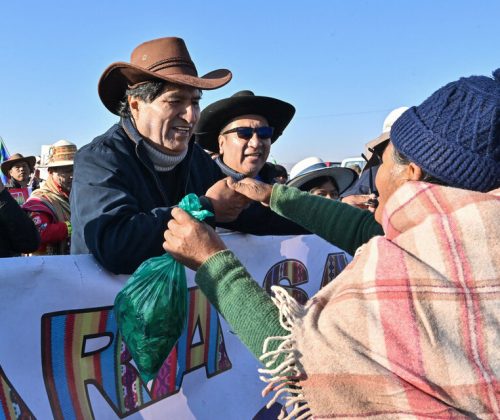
[406,162,424,181]
[128,96,140,117]
[218,135,225,155]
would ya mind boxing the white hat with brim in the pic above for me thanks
[44,140,77,168]
[287,166,358,195]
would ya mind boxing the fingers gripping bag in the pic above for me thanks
[114,193,213,382]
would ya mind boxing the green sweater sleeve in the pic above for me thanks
[195,185,384,362]
[270,184,383,255]
[196,249,286,360]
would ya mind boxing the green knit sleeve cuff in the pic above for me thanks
[195,249,287,359]
[196,249,242,285]
[269,183,305,216]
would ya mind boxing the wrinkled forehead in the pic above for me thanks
[221,114,269,133]
[162,83,202,98]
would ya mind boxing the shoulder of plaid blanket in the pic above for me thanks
[490,186,500,197]
[287,182,500,418]
[382,181,500,238]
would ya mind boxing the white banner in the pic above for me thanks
[0,233,351,420]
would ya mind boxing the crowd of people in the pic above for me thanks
[1,36,499,418]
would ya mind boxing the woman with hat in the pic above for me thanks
[195,90,295,183]
[163,70,500,417]
[287,157,358,200]
[1,153,37,190]
[24,140,76,255]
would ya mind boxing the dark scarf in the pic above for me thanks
[214,157,246,181]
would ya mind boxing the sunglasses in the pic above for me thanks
[221,126,274,141]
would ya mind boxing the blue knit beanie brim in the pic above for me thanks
[390,70,500,192]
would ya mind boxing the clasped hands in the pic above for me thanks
[163,177,273,270]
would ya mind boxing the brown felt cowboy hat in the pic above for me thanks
[1,153,36,177]
[98,37,232,115]
[195,90,295,153]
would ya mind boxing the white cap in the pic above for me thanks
[289,157,324,180]
[52,139,75,147]
[382,106,409,133]
[362,107,409,170]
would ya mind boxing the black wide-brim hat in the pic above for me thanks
[287,166,358,195]
[195,90,296,153]
[98,37,232,115]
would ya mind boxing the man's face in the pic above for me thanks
[9,162,31,183]
[374,142,407,223]
[218,115,271,178]
[50,166,73,194]
[131,85,201,155]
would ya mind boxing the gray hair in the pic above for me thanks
[392,146,447,186]
[117,81,167,118]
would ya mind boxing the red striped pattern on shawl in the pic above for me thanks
[266,182,500,419]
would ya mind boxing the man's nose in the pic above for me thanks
[181,104,198,124]
[247,133,262,148]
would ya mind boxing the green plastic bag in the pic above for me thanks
[114,193,213,382]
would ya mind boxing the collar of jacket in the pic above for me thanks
[214,157,277,184]
[120,116,196,204]
[214,156,246,181]
[5,178,22,189]
[120,116,196,167]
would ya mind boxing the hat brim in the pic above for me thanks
[195,95,295,152]
[287,167,358,195]
[1,156,36,176]
[44,160,74,168]
[362,133,390,172]
[98,62,232,115]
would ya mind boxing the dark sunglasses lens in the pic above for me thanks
[256,127,274,139]
[236,127,254,140]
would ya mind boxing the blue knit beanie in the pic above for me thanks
[391,69,500,192]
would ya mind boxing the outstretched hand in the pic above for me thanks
[340,194,378,213]
[163,207,227,271]
[205,178,252,222]
[227,177,273,206]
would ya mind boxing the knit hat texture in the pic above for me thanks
[391,69,500,192]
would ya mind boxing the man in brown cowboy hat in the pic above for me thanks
[71,37,306,275]
[1,153,38,190]
[24,140,76,255]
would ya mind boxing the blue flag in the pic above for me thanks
[0,137,10,184]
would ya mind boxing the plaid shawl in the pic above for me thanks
[261,181,500,419]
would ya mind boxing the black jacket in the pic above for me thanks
[71,119,307,274]
[0,189,40,257]
[340,165,380,198]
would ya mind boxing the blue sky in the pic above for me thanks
[0,0,498,166]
